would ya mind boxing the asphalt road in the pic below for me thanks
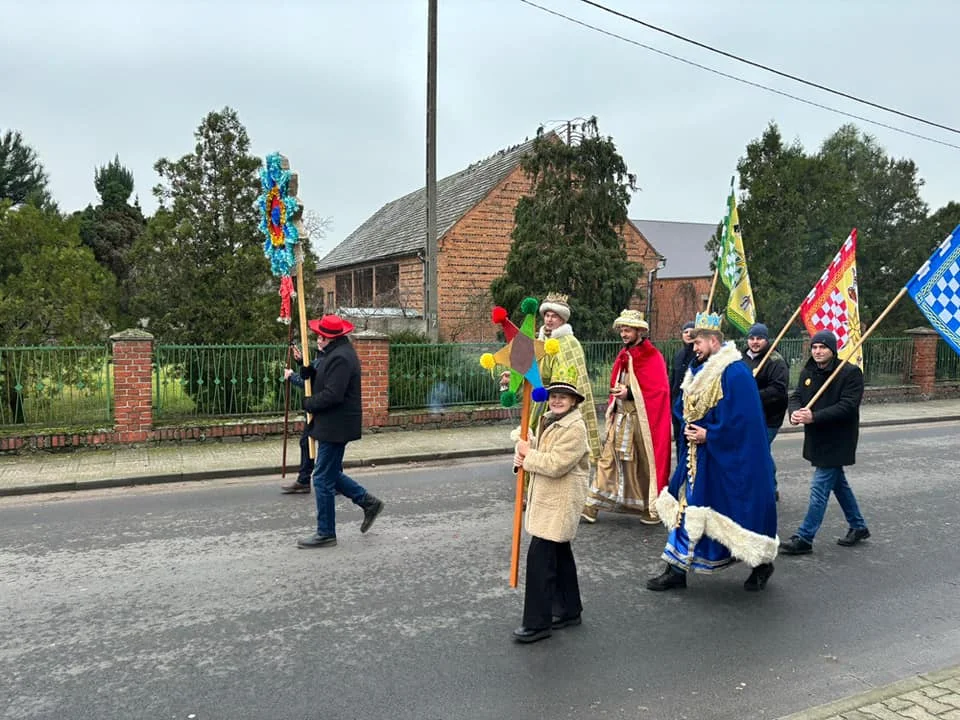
[2,423,958,720]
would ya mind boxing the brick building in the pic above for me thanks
[316,135,664,341]
[632,220,716,340]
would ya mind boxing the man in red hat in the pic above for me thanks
[295,314,384,548]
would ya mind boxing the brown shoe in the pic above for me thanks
[281,481,311,494]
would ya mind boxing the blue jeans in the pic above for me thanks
[796,466,866,543]
[766,426,779,491]
[311,441,368,537]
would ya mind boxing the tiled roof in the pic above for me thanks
[318,136,543,271]
[631,219,718,278]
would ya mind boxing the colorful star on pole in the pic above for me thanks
[479,297,558,407]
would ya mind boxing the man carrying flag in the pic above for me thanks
[800,230,863,368]
[717,180,756,333]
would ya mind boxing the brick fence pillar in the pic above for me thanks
[353,330,390,427]
[906,327,939,396]
[110,329,154,442]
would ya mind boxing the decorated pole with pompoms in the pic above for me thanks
[258,153,315,459]
[480,297,559,588]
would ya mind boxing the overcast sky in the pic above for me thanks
[3,0,957,256]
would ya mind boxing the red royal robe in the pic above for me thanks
[608,340,672,492]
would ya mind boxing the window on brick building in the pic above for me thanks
[334,263,400,307]
[355,268,374,306]
[375,264,399,304]
[335,273,352,306]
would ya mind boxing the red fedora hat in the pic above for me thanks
[308,314,355,338]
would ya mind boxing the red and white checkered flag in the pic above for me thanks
[800,229,863,367]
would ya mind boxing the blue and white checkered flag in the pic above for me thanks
[906,224,960,358]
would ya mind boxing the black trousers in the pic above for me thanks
[522,537,582,630]
[296,430,315,484]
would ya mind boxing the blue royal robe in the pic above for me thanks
[655,343,779,572]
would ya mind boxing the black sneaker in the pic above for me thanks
[837,528,870,547]
[646,566,687,591]
[744,563,774,591]
[297,534,337,549]
[360,496,384,534]
[779,536,813,555]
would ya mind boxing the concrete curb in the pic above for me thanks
[0,446,514,498]
[777,664,960,719]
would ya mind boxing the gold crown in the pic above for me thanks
[543,292,569,306]
[695,311,722,331]
[550,364,579,385]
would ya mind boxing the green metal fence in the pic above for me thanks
[935,339,960,381]
[154,344,297,419]
[389,342,503,410]
[0,346,112,429]
[861,337,912,386]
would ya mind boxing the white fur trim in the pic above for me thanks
[680,341,740,396]
[654,488,779,568]
[539,302,571,322]
[538,323,574,340]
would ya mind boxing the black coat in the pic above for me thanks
[300,336,362,444]
[788,357,863,467]
[670,343,696,401]
[741,347,789,428]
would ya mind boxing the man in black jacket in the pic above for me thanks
[669,321,696,456]
[780,330,871,555]
[296,315,384,549]
[740,323,788,500]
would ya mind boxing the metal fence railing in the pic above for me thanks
[153,344,295,420]
[389,342,503,411]
[0,336,947,428]
[0,345,112,429]
[935,338,960,382]
[861,337,912,386]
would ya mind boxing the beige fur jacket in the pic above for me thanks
[520,408,590,543]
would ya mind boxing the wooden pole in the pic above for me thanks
[753,305,802,376]
[510,379,533,589]
[281,321,294,478]
[705,267,719,314]
[295,254,317,459]
[804,287,907,409]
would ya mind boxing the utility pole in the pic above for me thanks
[424,0,439,340]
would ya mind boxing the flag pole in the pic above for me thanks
[705,267,720,314]
[803,287,907,409]
[754,305,802,376]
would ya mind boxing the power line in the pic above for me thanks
[517,0,960,151]
[575,0,960,137]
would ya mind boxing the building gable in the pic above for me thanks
[318,136,546,272]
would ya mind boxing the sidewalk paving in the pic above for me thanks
[778,663,960,720]
[1,398,959,498]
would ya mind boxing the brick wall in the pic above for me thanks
[437,164,535,341]
[436,167,664,341]
[353,332,390,426]
[649,276,712,341]
[110,329,153,442]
